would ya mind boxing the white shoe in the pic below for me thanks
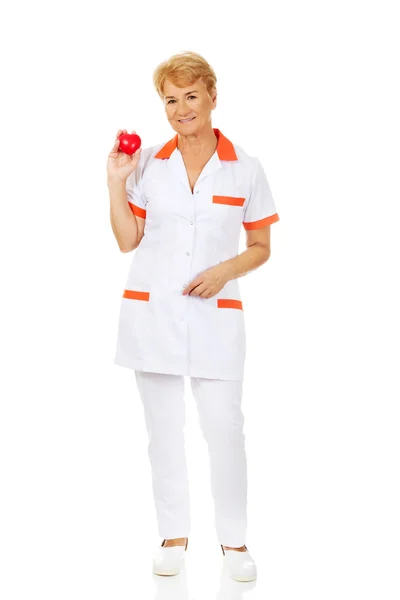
[153,539,188,576]
[221,544,257,582]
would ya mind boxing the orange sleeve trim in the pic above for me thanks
[123,289,150,301]
[217,299,243,310]
[213,195,246,207]
[128,201,146,219]
[242,213,279,230]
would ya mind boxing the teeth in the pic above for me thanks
[180,117,194,122]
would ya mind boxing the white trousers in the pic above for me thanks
[134,370,248,547]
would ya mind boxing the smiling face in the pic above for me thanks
[163,77,217,134]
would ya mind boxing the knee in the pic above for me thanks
[199,413,245,444]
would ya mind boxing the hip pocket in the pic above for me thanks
[118,284,154,358]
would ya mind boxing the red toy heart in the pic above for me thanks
[118,133,141,155]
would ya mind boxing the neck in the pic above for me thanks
[177,125,218,155]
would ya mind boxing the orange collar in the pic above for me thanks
[154,128,238,161]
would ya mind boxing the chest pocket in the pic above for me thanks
[210,194,246,232]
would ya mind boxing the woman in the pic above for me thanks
[107,51,280,581]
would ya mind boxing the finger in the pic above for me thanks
[191,287,203,297]
[184,280,197,295]
[130,148,142,161]
[189,283,204,296]
[115,129,128,142]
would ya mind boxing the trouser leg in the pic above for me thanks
[190,377,247,547]
[134,370,190,539]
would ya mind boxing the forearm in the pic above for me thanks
[108,179,138,252]
[220,244,271,282]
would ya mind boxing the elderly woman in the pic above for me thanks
[107,51,280,581]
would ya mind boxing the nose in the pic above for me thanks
[174,100,192,117]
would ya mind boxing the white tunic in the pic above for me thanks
[113,128,280,381]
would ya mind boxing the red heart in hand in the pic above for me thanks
[118,133,141,155]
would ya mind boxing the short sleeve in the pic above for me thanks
[242,157,280,230]
[126,151,148,220]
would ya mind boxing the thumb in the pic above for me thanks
[130,147,142,163]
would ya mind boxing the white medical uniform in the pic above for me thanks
[113,128,280,381]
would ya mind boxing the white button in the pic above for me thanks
[190,221,194,225]
[195,190,199,194]
[186,252,190,256]
[180,316,184,321]
[182,284,186,288]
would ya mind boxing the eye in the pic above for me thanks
[167,95,196,104]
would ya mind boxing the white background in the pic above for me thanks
[1,0,399,598]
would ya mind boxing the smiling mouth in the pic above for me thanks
[178,117,196,123]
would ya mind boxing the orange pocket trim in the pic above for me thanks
[242,213,280,230]
[123,289,150,301]
[217,299,243,310]
[128,201,146,219]
[213,195,246,207]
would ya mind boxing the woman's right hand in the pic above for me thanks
[107,129,142,184]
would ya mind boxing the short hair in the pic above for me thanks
[153,51,217,101]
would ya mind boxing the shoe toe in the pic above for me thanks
[153,546,186,576]
[223,550,257,582]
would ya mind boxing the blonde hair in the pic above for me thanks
[153,51,217,100]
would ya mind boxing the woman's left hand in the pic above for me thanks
[183,264,229,298]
